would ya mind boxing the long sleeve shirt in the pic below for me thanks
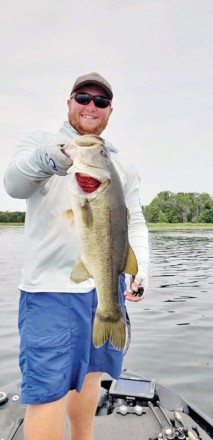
[4,121,149,293]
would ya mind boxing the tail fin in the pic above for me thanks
[93,313,126,350]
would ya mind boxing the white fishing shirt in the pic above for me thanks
[4,122,149,293]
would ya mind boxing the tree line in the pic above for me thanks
[0,211,26,223]
[1,191,213,224]
[144,191,213,223]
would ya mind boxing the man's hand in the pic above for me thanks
[124,273,148,302]
[43,139,78,175]
[61,140,79,162]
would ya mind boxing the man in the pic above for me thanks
[4,72,149,440]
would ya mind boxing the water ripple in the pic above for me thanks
[0,226,213,420]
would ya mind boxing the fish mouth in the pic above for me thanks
[73,157,110,180]
[76,173,102,193]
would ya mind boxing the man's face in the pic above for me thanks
[67,85,113,135]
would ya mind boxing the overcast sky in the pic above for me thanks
[1,0,212,211]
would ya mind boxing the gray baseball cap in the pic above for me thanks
[70,72,113,100]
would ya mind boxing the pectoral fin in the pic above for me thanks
[126,208,130,225]
[81,199,93,228]
[123,245,138,275]
[71,259,92,283]
[61,209,75,227]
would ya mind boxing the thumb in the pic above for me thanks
[62,140,79,161]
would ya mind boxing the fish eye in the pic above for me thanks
[100,149,108,158]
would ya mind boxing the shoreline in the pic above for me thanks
[1,222,213,229]
[0,223,24,227]
[148,222,213,230]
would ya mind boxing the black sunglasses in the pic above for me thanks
[71,92,111,109]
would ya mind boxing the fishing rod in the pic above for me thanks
[123,307,131,356]
[7,417,24,440]
[129,275,144,297]
[156,402,185,440]
[148,401,200,440]
[148,401,176,439]
[174,411,200,440]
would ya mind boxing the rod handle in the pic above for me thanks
[188,431,197,440]
[174,411,182,422]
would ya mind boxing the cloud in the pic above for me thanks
[1,0,213,211]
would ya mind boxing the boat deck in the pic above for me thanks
[93,409,211,440]
[1,376,213,440]
[1,402,211,440]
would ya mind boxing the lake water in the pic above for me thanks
[0,226,212,419]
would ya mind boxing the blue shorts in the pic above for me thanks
[18,276,126,404]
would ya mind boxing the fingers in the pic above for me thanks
[123,274,147,302]
[123,288,144,302]
[132,274,149,296]
[61,141,79,161]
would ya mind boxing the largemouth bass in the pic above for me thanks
[65,135,138,349]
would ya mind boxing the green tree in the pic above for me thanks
[144,199,161,223]
[164,201,182,223]
[0,211,25,223]
[158,210,168,223]
[144,191,213,224]
[199,208,213,223]
[175,193,194,222]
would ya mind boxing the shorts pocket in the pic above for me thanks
[27,329,70,348]
[27,330,71,376]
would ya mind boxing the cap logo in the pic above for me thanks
[76,74,111,89]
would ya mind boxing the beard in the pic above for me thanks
[68,111,109,136]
